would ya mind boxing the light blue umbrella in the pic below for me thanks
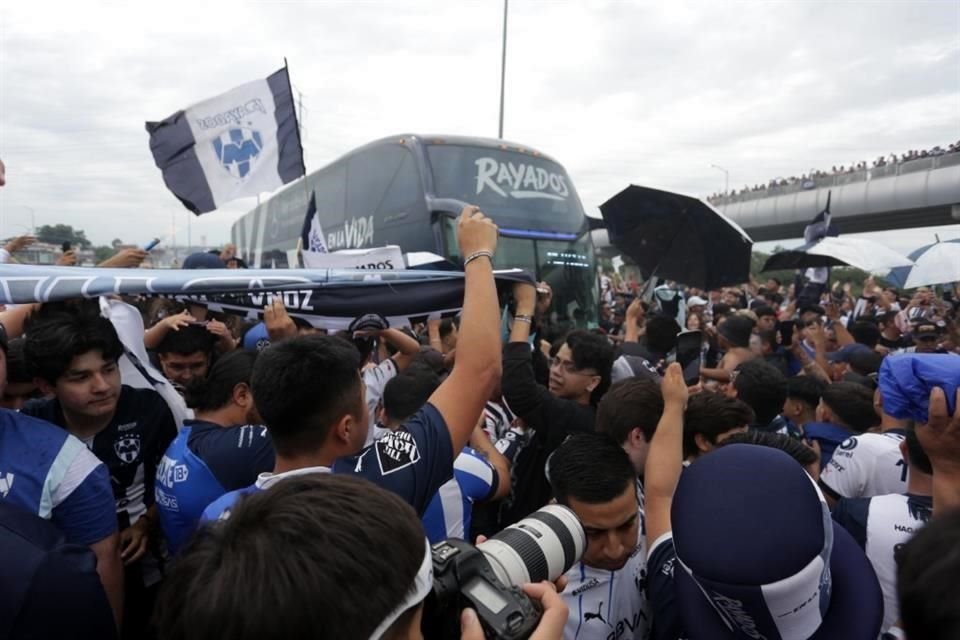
[886,238,960,288]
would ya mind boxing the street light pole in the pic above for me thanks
[710,164,730,195]
[498,0,509,139]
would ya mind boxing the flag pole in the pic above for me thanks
[284,57,310,268]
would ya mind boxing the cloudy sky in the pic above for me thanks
[1,0,958,254]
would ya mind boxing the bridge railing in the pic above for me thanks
[710,151,960,206]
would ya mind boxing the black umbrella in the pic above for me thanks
[599,185,753,290]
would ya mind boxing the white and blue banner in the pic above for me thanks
[0,264,531,331]
[146,67,305,214]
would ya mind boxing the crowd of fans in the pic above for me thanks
[706,139,960,204]
[1,154,959,640]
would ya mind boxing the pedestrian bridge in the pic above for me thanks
[712,153,960,242]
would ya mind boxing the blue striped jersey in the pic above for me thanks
[422,447,498,543]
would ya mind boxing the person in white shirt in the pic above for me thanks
[549,433,649,640]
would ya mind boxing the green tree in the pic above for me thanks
[35,224,92,249]
[93,246,115,263]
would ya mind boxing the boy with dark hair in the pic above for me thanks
[154,324,218,390]
[22,308,178,637]
[203,205,503,520]
[682,391,753,460]
[729,358,793,435]
[804,382,880,469]
[595,377,664,476]
[155,350,274,553]
[549,432,650,639]
[157,473,567,640]
[0,337,41,410]
[782,375,826,431]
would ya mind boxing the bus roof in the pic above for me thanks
[325,133,565,170]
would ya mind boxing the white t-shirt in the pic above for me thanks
[833,493,933,632]
[362,359,398,447]
[561,493,649,640]
[820,431,908,500]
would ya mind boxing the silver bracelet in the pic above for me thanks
[514,314,533,324]
[463,250,493,267]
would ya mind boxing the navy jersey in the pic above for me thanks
[23,386,179,529]
[833,493,933,632]
[0,410,117,546]
[203,403,454,520]
[645,533,686,640]
[0,501,118,640]
[156,421,274,553]
[802,422,854,469]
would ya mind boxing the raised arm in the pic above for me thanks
[644,363,689,547]
[428,206,502,456]
[379,328,420,372]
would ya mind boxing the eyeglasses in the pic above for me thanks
[550,357,597,376]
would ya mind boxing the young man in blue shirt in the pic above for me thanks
[156,350,273,553]
[204,205,503,520]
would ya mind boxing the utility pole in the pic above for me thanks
[711,164,730,195]
[498,0,509,139]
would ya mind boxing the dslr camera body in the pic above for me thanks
[422,505,584,640]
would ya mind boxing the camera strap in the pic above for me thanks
[368,537,434,639]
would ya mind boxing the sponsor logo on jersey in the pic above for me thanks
[117,421,138,432]
[584,601,608,626]
[839,437,858,451]
[709,593,768,640]
[114,434,142,464]
[571,577,600,596]
[605,610,649,640]
[376,428,421,475]
[156,455,189,489]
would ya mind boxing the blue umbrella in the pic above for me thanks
[886,238,960,288]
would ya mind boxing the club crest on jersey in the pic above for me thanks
[114,434,142,464]
[375,429,420,475]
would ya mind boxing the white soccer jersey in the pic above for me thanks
[562,500,650,640]
[833,493,933,632]
[362,359,398,447]
[820,430,908,500]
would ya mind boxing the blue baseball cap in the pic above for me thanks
[826,343,873,363]
[182,252,226,269]
[671,445,883,639]
[879,353,960,424]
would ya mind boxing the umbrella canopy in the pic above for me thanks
[762,236,913,273]
[904,240,960,288]
[599,185,753,290]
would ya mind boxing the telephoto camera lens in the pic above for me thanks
[478,504,585,586]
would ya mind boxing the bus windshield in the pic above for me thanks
[441,216,597,328]
[425,144,585,231]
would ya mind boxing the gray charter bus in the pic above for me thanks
[232,134,598,324]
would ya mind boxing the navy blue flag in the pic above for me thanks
[146,67,305,214]
[0,264,531,331]
[803,191,838,243]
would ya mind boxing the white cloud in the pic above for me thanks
[1,0,957,254]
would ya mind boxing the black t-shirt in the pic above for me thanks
[23,386,178,530]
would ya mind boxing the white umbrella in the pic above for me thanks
[765,236,914,273]
[904,241,960,288]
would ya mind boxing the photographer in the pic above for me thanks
[155,474,568,640]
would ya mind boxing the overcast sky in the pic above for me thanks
[1,0,958,254]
